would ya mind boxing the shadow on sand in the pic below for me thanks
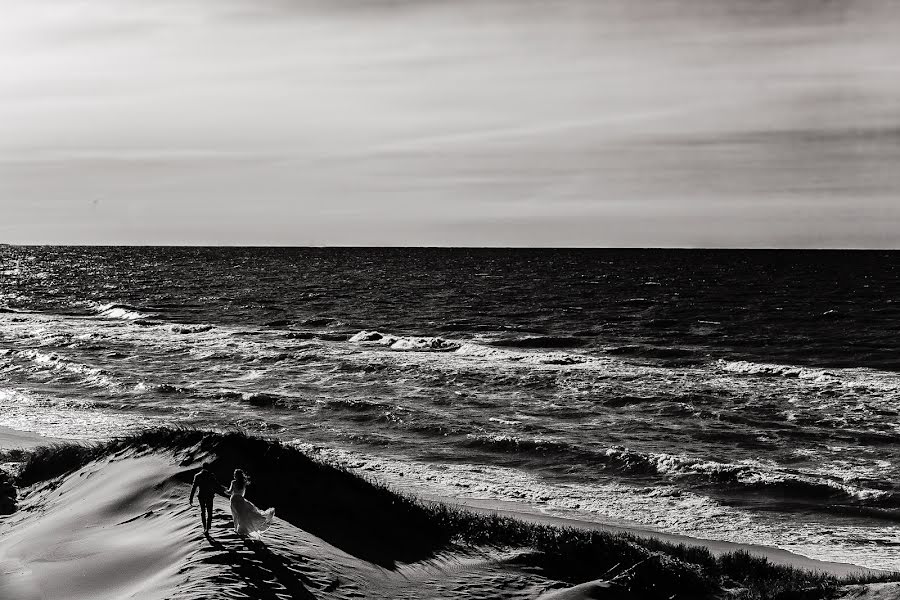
[203,531,317,600]
[173,431,449,568]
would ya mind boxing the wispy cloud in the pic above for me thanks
[1,0,898,245]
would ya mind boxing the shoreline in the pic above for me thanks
[0,425,885,578]
[0,426,60,451]
[433,496,880,577]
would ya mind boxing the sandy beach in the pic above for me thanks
[0,427,59,451]
[0,426,896,600]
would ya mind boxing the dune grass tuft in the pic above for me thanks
[0,468,16,514]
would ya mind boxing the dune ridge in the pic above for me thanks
[0,428,897,600]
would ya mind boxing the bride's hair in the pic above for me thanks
[233,469,248,484]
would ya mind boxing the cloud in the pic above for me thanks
[1,0,898,245]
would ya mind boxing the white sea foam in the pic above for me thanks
[717,359,900,398]
[10,349,121,390]
[352,329,594,366]
[717,360,837,380]
[349,330,459,351]
[453,342,513,359]
[170,323,215,334]
[488,417,522,426]
[93,303,149,320]
[0,387,143,440]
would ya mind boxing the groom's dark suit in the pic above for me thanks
[190,467,224,532]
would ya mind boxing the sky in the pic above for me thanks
[1,0,899,247]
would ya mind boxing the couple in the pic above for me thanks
[189,463,275,537]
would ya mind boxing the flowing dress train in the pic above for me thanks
[228,481,275,537]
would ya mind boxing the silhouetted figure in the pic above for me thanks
[189,462,226,532]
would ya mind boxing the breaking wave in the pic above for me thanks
[92,303,150,321]
[5,349,121,390]
[717,359,900,394]
[170,323,215,334]
[349,330,460,351]
[461,434,897,511]
[350,329,592,365]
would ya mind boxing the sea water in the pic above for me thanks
[1,247,898,569]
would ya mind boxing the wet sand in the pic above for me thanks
[0,426,59,450]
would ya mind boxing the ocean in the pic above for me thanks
[1,247,898,569]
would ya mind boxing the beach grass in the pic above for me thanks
[3,427,898,599]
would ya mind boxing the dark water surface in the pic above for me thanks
[1,247,898,568]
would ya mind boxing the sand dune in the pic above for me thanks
[535,580,621,600]
[0,449,561,600]
[0,431,896,600]
[0,455,194,600]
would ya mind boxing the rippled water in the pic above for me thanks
[1,247,899,568]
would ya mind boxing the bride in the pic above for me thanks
[225,469,275,538]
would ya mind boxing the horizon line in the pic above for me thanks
[1,243,898,251]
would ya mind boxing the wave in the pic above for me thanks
[349,329,598,367]
[92,303,150,321]
[455,342,588,365]
[8,349,121,390]
[603,447,900,508]
[349,330,460,352]
[237,391,306,409]
[170,323,215,334]
[154,383,191,395]
[717,360,834,380]
[716,359,900,395]
[463,433,586,458]
[460,434,898,509]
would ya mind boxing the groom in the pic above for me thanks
[189,462,226,533]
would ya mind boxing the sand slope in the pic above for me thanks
[836,583,900,600]
[0,452,563,600]
[0,447,891,600]
[0,455,194,600]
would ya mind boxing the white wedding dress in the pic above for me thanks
[227,480,275,537]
